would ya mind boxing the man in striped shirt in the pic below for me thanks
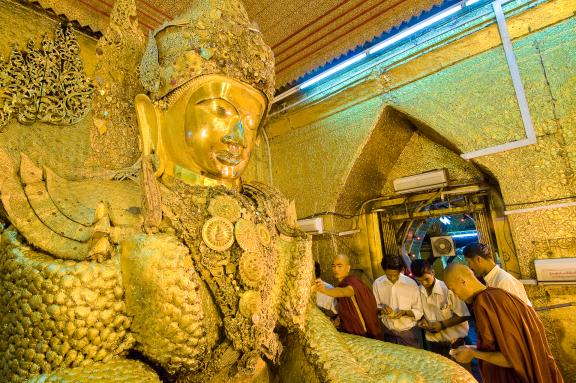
[411,259,470,360]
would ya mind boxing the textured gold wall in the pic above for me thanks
[388,18,576,206]
[277,115,485,285]
[0,2,97,73]
[267,13,576,380]
[0,1,100,180]
[334,107,413,215]
[269,96,385,218]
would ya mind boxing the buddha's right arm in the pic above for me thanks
[302,306,477,383]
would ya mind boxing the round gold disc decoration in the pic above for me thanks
[234,218,259,252]
[239,251,265,288]
[256,223,271,246]
[239,290,261,319]
[202,217,235,251]
[208,195,242,223]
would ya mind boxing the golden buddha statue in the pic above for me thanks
[0,0,475,382]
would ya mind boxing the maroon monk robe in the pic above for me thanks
[336,275,382,339]
[473,287,564,383]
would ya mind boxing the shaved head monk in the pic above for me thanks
[444,263,563,383]
[315,254,381,339]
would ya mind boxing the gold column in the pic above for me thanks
[474,210,495,258]
[377,215,399,278]
[491,214,521,277]
[362,213,384,280]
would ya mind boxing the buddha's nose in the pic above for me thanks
[222,119,246,148]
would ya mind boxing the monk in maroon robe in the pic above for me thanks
[315,254,381,339]
[445,263,563,383]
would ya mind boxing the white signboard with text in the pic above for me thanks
[534,258,576,284]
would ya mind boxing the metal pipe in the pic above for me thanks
[505,201,576,215]
[534,302,575,312]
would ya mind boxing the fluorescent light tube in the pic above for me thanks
[369,5,462,54]
[299,53,367,89]
[451,233,478,239]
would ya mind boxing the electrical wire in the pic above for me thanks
[505,195,576,207]
[261,128,274,186]
[298,211,359,220]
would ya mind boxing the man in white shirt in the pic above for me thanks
[463,243,532,306]
[411,259,471,360]
[373,255,423,348]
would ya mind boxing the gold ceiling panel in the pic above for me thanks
[31,0,442,87]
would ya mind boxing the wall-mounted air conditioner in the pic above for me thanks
[297,217,324,235]
[393,169,448,194]
[431,236,456,257]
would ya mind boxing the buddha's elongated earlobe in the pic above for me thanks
[135,94,158,156]
[135,93,166,176]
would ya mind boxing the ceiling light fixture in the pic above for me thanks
[439,216,451,225]
[451,232,478,239]
[368,5,462,55]
[299,53,368,90]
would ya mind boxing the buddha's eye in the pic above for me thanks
[199,99,236,118]
[215,105,228,117]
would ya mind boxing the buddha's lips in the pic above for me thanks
[215,151,241,165]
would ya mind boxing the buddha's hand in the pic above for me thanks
[450,345,475,363]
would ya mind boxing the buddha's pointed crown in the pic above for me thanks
[139,0,275,104]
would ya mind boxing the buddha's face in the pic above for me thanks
[160,75,267,181]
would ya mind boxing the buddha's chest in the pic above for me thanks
[160,182,283,372]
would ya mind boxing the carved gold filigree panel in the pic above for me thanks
[0,23,93,131]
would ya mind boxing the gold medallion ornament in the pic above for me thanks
[202,217,235,251]
[208,195,242,223]
[256,224,271,246]
[234,218,259,252]
[239,251,265,288]
[239,290,262,319]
